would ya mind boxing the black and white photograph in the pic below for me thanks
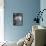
[13,13,23,26]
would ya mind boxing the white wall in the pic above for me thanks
[0,0,4,42]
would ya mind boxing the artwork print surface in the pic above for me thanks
[13,13,23,26]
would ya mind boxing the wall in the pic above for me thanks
[4,0,40,42]
[40,0,46,26]
[0,0,4,42]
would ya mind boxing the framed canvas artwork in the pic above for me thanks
[13,13,23,26]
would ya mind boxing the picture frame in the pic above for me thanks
[13,13,23,26]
